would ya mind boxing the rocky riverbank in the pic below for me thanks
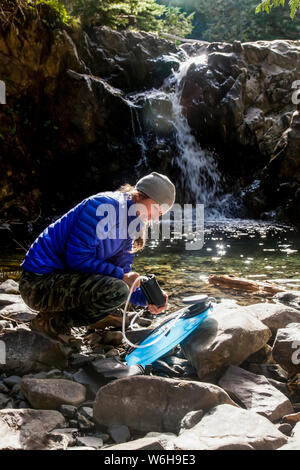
[1,278,300,450]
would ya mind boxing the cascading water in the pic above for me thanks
[126,49,238,219]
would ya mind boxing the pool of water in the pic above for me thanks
[1,219,299,308]
[133,219,300,307]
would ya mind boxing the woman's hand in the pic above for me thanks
[123,271,140,292]
[146,291,168,315]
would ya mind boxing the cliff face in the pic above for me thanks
[0,12,299,228]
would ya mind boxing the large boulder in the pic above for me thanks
[218,365,293,422]
[170,404,287,450]
[244,302,300,335]
[182,304,271,380]
[272,323,300,375]
[93,375,236,433]
[21,378,86,410]
[0,408,66,450]
[0,327,71,374]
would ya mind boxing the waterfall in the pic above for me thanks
[126,50,237,219]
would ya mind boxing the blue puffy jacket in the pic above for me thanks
[21,191,147,306]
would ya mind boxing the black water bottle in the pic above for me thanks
[140,274,166,308]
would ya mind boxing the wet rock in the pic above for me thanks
[245,303,300,335]
[78,406,93,421]
[108,424,131,444]
[21,378,86,410]
[0,327,71,374]
[93,375,236,433]
[274,291,300,311]
[272,323,300,375]
[179,410,204,432]
[218,365,293,422]
[0,279,19,295]
[76,436,103,449]
[0,409,66,450]
[171,404,287,450]
[278,422,300,450]
[182,304,271,380]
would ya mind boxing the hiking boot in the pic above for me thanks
[30,312,82,350]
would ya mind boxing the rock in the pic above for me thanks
[0,393,9,408]
[242,363,289,382]
[77,412,95,431]
[108,424,131,444]
[0,301,36,322]
[277,423,293,436]
[0,327,71,374]
[0,293,21,306]
[76,436,103,449]
[93,375,236,433]
[278,421,300,450]
[3,376,22,388]
[59,404,77,419]
[105,348,120,358]
[102,331,123,346]
[182,304,271,380]
[272,323,300,375]
[274,291,300,311]
[282,412,300,425]
[0,279,19,294]
[245,303,300,335]
[179,410,204,432]
[245,344,273,364]
[67,446,95,450]
[104,436,170,450]
[218,365,293,422]
[78,406,93,421]
[171,404,287,450]
[72,369,100,398]
[0,408,66,450]
[21,378,86,410]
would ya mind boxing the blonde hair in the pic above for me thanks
[118,183,149,253]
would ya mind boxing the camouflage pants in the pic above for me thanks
[19,269,129,328]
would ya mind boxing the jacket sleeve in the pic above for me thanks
[65,198,124,280]
[113,238,147,307]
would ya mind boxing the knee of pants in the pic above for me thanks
[112,280,130,307]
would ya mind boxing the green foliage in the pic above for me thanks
[256,0,300,18]
[70,0,194,36]
[159,0,300,42]
[27,0,70,27]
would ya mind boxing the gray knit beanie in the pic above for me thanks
[135,172,176,209]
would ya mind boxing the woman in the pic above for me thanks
[19,172,176,343]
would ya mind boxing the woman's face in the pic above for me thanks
[135,197,164,223]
